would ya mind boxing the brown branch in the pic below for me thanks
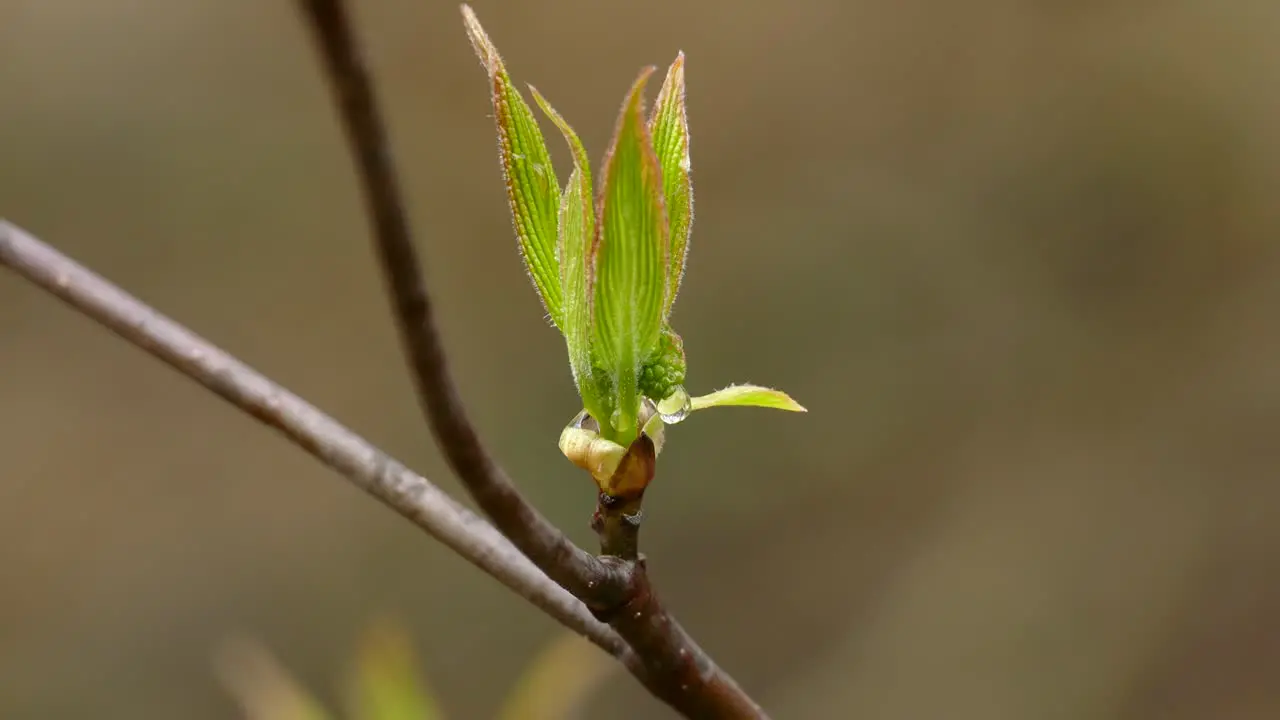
[294,1,769,716]
[590,438,770,718]
[0,219,634,670]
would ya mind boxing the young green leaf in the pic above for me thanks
[498,633,620,720]
[690,384,807,412]
[593,67,669,441]
[648,53,692,317]
[214,638,333,720]
[462,6,563,324]
[347,619,442,720]
[529,86,607,422]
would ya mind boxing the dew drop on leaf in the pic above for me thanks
[656,386,691,424]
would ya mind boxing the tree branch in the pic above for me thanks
[0,219,635,672]
[293,1,769,717]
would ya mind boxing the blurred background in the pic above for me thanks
[3,1,1279,718]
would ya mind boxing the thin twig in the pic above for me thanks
[292,0,612,601]
[589,437,769,718]
[293,1,769,717]
[0,219,634,668]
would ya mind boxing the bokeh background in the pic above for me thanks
[3,1,1280,718]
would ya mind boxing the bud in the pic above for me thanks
[461,5,805,482]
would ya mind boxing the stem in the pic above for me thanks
[591,432,655,562]
[593,493,643,561]
[588,438,767,719]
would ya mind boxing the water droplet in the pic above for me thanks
[656,386,692,424]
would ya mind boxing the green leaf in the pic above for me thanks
[690,384,807,412]
[593,66,669,442]
[214,638,334,720]
[529,86,608,422]
[648,53,693,317]
[347,618,442,720]
[498,633,620,720]
[463,6,563,325]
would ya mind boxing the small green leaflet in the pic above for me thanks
[348,620,443,720]
[648,53,693,318]
[593,67,669,442]
[530,86,607,425]
[690,384,807,413]
[462,6,563,325]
